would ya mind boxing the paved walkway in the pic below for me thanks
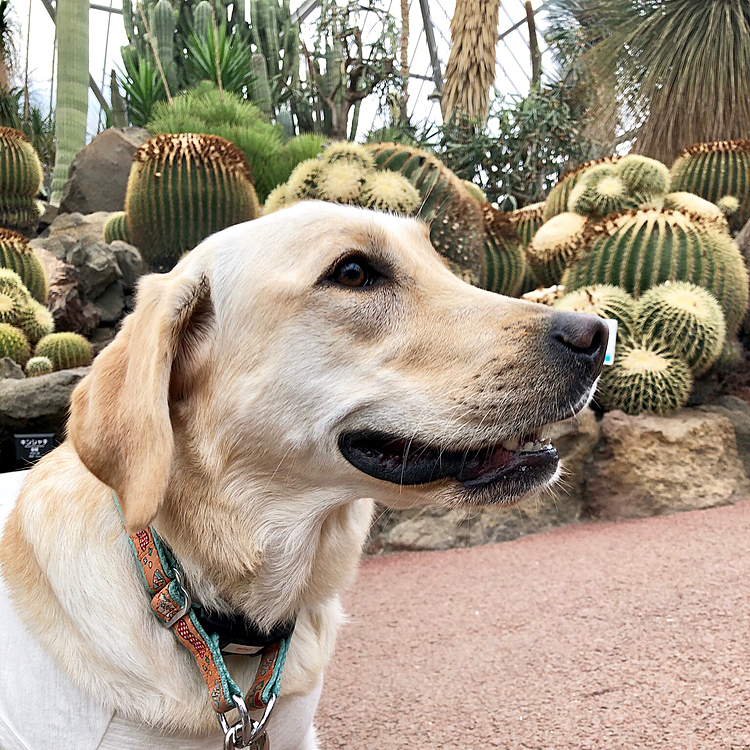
[316,501,750,749]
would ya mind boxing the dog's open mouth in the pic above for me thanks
[338,431,558,489]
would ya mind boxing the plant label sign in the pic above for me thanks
[603,319,618,366]
[14,434,55,465]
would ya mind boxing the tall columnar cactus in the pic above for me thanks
[35,332,93,370]
[0,323,31,366]
[554,285,636,344]
[0,229,48,303]
[634,282,726,376]
[0,128,44,229]
[150,0,177,91]
[124,133,259,269]
[597,340,692,416]
[561,209,749,333]
[527,212,588,287]
[50,0,89,202]
[670,140,750,233]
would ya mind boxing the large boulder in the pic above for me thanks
[697,396,750,478]
[587,409,750,520]
[58,128,150,215]
[367,409,600,553]
[39,211,116,244]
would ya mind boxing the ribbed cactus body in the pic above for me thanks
[670,140,750,233]
[554,285,636,343]
[561,210,748,333]
[150,0,176,89]
[509,202,544,247]
[663,192,726,224]
[193,0,213,36]
[543,156,623,221]
[103,212,131,244]
[0,268,27,296]
[285,159,323,201]
[527,212,587,287]
[318,162,366,205]
[714,338,743,373]
[597,340,692,416]
[481,207,526,296]
[461,181,487,203]
[568,166,650,218]
[617,155,670,195]
[35,332,93,370]
[324,142,376,171]
[0,128,44,196]
[634,282,725,376]
[360,171,421,214]
[0,323,31,366]
[0,195,44,229]
[125,134,259,268]
[0,229,48,303]
[18,300,55,345]
[25,356,53,377]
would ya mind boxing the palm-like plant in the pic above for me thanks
[547,0,750,164]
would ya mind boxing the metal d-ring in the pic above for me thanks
[159,566,193,628]
[218,693,276,749]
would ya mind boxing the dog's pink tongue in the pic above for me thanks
[459,445,514,481]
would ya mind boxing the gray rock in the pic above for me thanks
[93,281,126,324]
[66,241,122,299]
[46,262,101,336]
[42,211,116,245]
[111,241,146,292]
[0,357,24,379]
[89,326,117,354]
[698,396,750,478]
[587,409,750,521]
[58,128,150,215]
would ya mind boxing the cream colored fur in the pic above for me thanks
[0,202,597,745]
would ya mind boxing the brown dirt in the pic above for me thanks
[316,501,750,750]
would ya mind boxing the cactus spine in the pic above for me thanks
[634,282,726,376]
[527,212,588,287]
[360,171,421,215]
[50,0,89,202]
[0,128,44,229]
[554,285,636,343]
[597,340,692,416]
[103,212,131,244]
[35,332,93,370]
[0,323,31,366]
[509,202,544,247]
[125,133,259,269]
[670,140,750,233]
[25,356,53,377]
[0,286,24,326]
[0,230,48,303]
[18,300,55,345]
[481,206,527,296]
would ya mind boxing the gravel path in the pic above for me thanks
[316,501,750,750]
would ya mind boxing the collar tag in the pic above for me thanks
[222,643,265,656]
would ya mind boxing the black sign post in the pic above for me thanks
[14,434,56,466]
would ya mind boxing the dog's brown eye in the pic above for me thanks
[330,256,379,288]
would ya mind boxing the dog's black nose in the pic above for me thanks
[550,311,609,377]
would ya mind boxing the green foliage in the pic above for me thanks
[0,229,47,302]
[561,209,749,334]
[125,133,259,269]
[670,140,750,234]
[25,355,53,377]
[35,332,93,370]
[0,322,30,365]
[554,284,636,343]
[119,55,165,128]
[103,212,131,244]
[597,340,692,416]
[634,282,726,376]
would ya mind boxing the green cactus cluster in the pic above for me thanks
[0,229,48,303]
[124,133,259,269]
[0,285,25,325]
[25,356,53,377]
[0,323,31,366]
[527,211,588,287]
[509,202,545,247]
[18,300,55,346]
[0,128,44,230]
[103,212,131,244]
[597,339,693,416]
[480,206,527,297]
[35,332,93,371]
[670,140,750,233]
[554,285,636,344]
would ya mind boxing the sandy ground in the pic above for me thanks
[316,501,750,750]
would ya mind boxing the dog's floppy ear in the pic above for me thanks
[68,264,212,531]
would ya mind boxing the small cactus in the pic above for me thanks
[554,285,636,343]
[663,192,727,225]
[527,212,588,287]
[0,229,48,302]
[35,332,93,370]
[0,322,31,366]
[0,285,24,325]
[0,268,27,295]
[323,142,375,171]
[634,282,726,376]
[263,184,291,215]
[103,211,131,244]
[18,300,55,345]
[616,155,670,195]
[285,159,323,201]
[318,162,366,205]
[360,171,421,214]
[25,355,53,377]
[597,340,692,416]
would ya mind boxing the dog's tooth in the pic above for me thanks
[521,442,535,451]
[502,437,520,451]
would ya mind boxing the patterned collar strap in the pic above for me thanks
[113,492,293,719]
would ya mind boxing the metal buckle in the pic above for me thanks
[159,566,192,628]
[218,693,276,749]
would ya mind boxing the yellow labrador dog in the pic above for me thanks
[0,202,606,750]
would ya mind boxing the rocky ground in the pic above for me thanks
[317,500,750,750]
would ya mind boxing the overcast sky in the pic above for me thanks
[13,0,548,139]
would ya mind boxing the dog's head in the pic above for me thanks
[69,202,606,531]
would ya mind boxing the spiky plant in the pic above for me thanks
[670,140,750,233]
[527,211,588,287]
[25,355,53,377]
[481,207,527,297]
[634,281,725,376]
[554,285,636,343]
[663,192,727,226]
[561,209,749,333]
[718,195,740,218]
[713,337,743,374]
[50,0,89,201]
[441,0,500,122]
[103,211,131,244]
[0,284,23,325]
[0,267,26,295]
[318,162,366,205]
[360,171,421,214]
[35,332,93,370]
[285,159,323,202]
[597,340,693,416]
[462,180,487,203]
[0,127,44,196]
[322,142,376,171]
[124,133,259,269]
[263,184,290,215]
[509,202,544,246]
[617,154,670,195]
[18,300,54,345]
[568,165,634,217]
[0,229,47,302]
[0,322,30,365]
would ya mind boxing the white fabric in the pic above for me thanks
[0,471,320,750]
